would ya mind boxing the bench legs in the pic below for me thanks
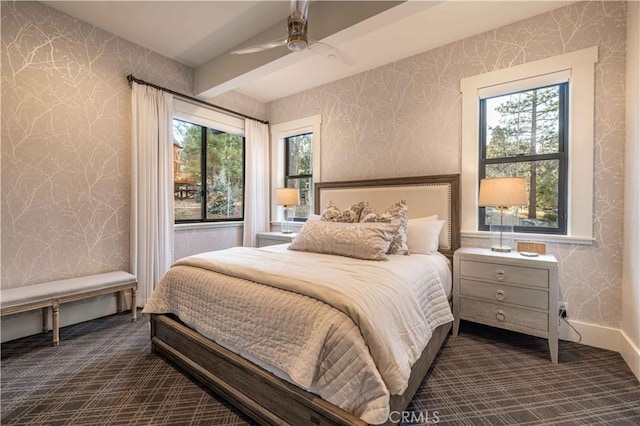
[41,307,48,333]
[117,288,137,322]
[52,299,60,346]
[43,287,136,346]
[131,287,137,322]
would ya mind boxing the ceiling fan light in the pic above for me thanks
[287,37,307,52]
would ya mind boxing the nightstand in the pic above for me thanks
[256,231,297,248]
[452,247,559,363]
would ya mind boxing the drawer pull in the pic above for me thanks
[496,310,506,322]
[495,289,505,300]
[496,269,505,281]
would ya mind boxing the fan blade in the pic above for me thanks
[291,0,309,22]
[231,38,287,55]
[308,39,355,66]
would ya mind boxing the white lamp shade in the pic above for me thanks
[478,177,528,207]
[276,188,300,206]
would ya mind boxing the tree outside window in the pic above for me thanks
[480,83,568,234]
[173,119,244,222]
[285,133,313,220]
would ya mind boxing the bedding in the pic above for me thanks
[320,200,367,222]
[360,199,409,255]
[407,218,446,254]
[289,220,400,260]
[143,245,453,424]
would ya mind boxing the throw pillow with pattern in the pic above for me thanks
[320,201,367,223]
[360,199,409,255]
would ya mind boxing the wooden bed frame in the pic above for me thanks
[150,174,460,426]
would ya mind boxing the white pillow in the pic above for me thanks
[409,215,438,222]
[307,214,322,222]
[407,219,445,254]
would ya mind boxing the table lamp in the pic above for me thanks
[276,188,300,234]
[478,177,528,252]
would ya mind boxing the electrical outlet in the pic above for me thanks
[558,301,568,318]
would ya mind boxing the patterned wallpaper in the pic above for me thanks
[1,0,629,332]
[209,90,269,123]
[269,1,627,328]
[1,1,193,289]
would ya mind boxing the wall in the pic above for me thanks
[1,1,192,340]
[269,1,627,334]
[622,1,640,379]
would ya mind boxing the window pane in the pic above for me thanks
[485,86,560,159]
[287,133,312,176]
[484,159,560,229]
[286,177,312,219]
[206,129,244,220]
[173,120,202,221]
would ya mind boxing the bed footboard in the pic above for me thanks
[150,314,366,426]
[150,314,451,426]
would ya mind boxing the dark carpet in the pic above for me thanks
[1,311,638,425]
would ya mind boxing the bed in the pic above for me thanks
[144,174,460,425]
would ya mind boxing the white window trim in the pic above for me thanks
[270,115,322,223]
[172,99,245,228]
[173,99,245,136]
[460,46,598,245]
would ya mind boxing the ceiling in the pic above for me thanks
[44,1,575,103]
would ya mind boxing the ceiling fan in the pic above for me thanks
[230,0,354,66]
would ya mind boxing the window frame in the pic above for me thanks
[284,132,313,221]
[460,46,598,244]
[173,99,246,225]
[270,115,322,226]
[478,82,569,235]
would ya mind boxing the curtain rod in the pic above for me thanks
[126,74,269,125]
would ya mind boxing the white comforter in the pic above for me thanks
[143,245,453,424]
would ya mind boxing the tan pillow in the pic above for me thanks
[360,200,409,255]
[288,221,400,260]
[320,201,367,223]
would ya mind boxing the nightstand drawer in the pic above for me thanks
[460,279,548,310]
[460,260,548,288]
[460,298,548,333]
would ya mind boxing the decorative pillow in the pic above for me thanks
[409,215,438,222]
[288,221,400,261]
[407,219,445,254]
[359,200,409,255]
[306,213,322,222]
[320,201,367,223]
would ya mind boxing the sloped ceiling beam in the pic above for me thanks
[194,1,402,99]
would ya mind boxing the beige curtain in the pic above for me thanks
[243,119,270,246]
[130,82,174,306]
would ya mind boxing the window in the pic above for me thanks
[479,83,568,234]
[173,118,244,222]
[285,133,313,220]
[270,115,321,224]
[460,46,598,243]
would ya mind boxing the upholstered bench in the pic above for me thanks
[0,271,137,346]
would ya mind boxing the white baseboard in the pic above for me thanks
[559,318,640,381]
[0,292,135,344]
[619,329,640,381]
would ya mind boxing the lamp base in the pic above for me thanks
[281,230,293,234]
[490,245,512,253]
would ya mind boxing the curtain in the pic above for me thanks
[130,82,174,307]
[243,119,270,246]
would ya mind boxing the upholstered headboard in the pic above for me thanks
[315,174,460,260]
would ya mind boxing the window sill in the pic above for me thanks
[175,222,243,231]
[461,230,595,246]
[270,221,306,233]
